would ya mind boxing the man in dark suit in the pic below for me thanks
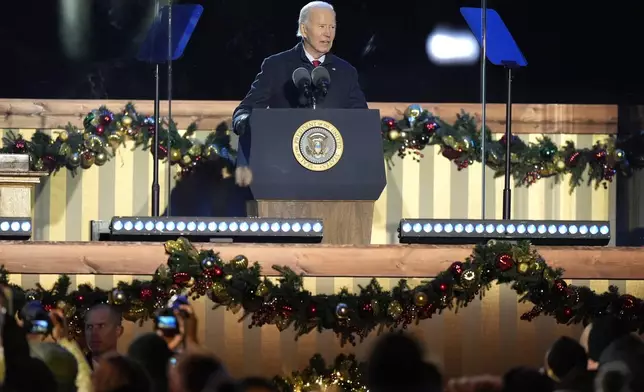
[232,1,368,136]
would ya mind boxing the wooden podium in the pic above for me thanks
[247,200,375,245]
[238,109,386,245]
[0,154,46,218]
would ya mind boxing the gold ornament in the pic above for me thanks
[460,269,477,287]
[155,264,170,279]
[59,130,69,141]
[203,144,220,159]
[111,289,127,305]
[413,292,428,307]
[255,282,270,297]
[122,116,133,126]
[335,303,349,319]
[107,132,123,147]
[517,262,530,274]
[185,277,195,288]
[388,130,400,140]
[181,155,192,165]
[94,152,108,166]
[84,134,104,152]
[123,300,146,322]
[59,143,72,157]
[33,159,44,171]
[276,317,291,331]
[211,281,227,297]
[387,300,403,320]
[164,240,180,254]
[80,153,95,169]
[543,268,556,282]
[232,255,249,269]
[530,259,545,272]
[68,152,81,168]
[188,144,202,157]
[169,148,182,162]
[404,104,423,125]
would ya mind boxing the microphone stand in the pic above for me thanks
[166,1,173,216]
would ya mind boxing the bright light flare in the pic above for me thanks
[426,28,480,65]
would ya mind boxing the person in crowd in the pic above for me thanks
[127,333,174,392]
[446,375,502,392]
[544,336,593,392]
[596,333,644,391]
[578,323,594,370]
[232,1,368,137]
[169,350,232,392]
[30,342,79,392]
[501,366,553,392]
[85,304,124,369]
[92,354,151,392]
[587,316,631,371]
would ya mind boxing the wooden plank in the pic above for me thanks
[0,99,617,134]
[0,241,641,279]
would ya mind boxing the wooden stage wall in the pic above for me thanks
[0,100,618,244]
[0,100,624,377]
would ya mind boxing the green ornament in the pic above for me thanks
[83,112,96,129]
[540,145,557,161]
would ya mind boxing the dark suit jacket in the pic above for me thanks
[233,42,367,124]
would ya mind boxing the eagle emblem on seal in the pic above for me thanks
[304,131,329,159]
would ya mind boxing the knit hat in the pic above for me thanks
[546,336,588,381]
[588,316,631,361]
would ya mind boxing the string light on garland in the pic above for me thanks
[273,353,367,392]
[0,102,236,179]
[382,104,644,191]
[2,238,644,343]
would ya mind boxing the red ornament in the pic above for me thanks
[496,254,514,271]
[14,140,26,152]
[441,147,462,160]
[44,304,53,312]
[449,262,464,276]
[101,115,112,125]
[140,288,153,301]
[307,304,318,317]
[594,149,607,161]
[553,279,567,293]
[567,152,580,167]
[563,307,573,317]
[621,294,636,309]
[439,283,448,292]
[96,124,106,136]
[424,121,437,134]
[173,272,190,285]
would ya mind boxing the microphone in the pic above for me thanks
[311,66,331,96]
[292,67,312,106]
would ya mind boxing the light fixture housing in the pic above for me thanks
[398,219,611,246]
[91,217,324,243]
[0,217,32,239]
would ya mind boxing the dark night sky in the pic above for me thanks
[0,0,640,104]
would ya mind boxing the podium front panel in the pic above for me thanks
[238,109,386,201]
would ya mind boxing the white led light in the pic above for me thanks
[229,222,239,232]
[302,223,312,232]
[197,222,207,231]
[176,222,186,231]
[506,224,516,234]
[558,225,567,234]
[145,221,154,231]
[21,221,31,232]
[260,222,270,232]
[465,224,474,233]
[454,224,464,233]
[208,222,217,231]
[0,222,8,231]
[485,224,494,234]
[590,225,598,235]
[291,222,301,232]
[527,224,536,234]
[113,220,123,231]
[313,222,323,233]
[537,225,546,234]
[239,222,249,232]
[166,221,176,231]
[600,225,609,235]
[271,222,280,232]
[402,223,412,233]
[444,223,453,233]
[10,222,19,231]
[517,224,526,234]
[569,225,578,234]
[413,223,422,233]
[134,221,144,231]
[579,225,588,235]
[423,223,432,233]
[218,222,228,231]
[187,222,197,231]
[155,221,165,231]
[281,222,291,232]
[434,223,443,233]
[475,224,484,233]
[548,225,556,234]
[124,221,134,231]
[250,222,260,232]
[495,224,505,234]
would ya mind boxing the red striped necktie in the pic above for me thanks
[312,60,321,67]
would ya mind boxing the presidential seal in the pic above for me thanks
[292,120,344,171]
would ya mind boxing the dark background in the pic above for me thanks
[0,0,639,104]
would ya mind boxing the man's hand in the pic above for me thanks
[50,309,69,342]
[235,166,253,187]
[233,113,250,136]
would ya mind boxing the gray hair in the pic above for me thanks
[296,1,334,37]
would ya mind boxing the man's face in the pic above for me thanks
[85,307,121,356]
[301,8,336,57]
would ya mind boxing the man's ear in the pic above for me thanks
[117,325,124,338]
[300,23,308,39]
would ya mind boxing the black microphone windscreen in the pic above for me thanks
[311,66,331,85]
[292,67,311,87]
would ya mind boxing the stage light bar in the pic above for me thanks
[0,217,32,239]
[398,219,610,246]
[106,217,323,243]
